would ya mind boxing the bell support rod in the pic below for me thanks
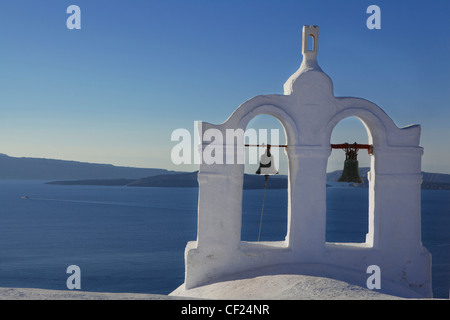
[245,144,288,148]
[331,142,373,155]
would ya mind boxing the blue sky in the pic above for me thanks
[0,0,449,174]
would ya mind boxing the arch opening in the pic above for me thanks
[326,116,373,245]
[241,115,288,242]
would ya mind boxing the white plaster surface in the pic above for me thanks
[171,275,402,300]
[171,263,424,300]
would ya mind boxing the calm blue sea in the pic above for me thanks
[0,180,448,298]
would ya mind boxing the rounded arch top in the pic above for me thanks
[324,97,421,149]
[223,94,301,147]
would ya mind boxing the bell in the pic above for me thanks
[256,144,278,175]
[338,148,363,183]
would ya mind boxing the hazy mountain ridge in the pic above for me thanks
[1,154,449,189]
[0,153,172,180]
[327,167,450,189]
[46,171,288,189]
[47,169,450,190]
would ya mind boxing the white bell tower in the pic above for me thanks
[171,25,432,299]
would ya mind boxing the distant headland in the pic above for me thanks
[45,169,450,190]
[0,153,172,180]
[0,153,448,189]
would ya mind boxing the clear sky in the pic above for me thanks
[0,0,449,174]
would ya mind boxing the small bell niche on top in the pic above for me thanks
[173,25,433,299]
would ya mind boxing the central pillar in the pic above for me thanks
[287,145,330,256]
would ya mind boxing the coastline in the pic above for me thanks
[0,287,186,300]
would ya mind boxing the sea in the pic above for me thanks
[0,180,448,298]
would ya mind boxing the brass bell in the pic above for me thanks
[338,145,363,183]
[256,144,278,175]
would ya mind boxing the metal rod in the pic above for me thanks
[331,143,372,149]
[245,144,288,148]
[331,143,373,155]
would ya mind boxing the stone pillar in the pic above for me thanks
[371,146,432,297]
[287,145,330,254]
[196,151,243,253]
[373,147,424,249]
